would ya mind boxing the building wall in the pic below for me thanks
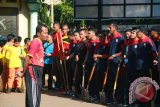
[18,0,29,45]
[0,0,30,45]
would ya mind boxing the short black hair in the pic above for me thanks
[24,38,30,44]
[88,28,97,34]
[150,26,160,32]
[36,24,47,35]
[68,31,74,36]
[79,29,87,33]
[138,26,148,35]
[125,29,132,33]
[53,21,60,27]
[132,27,139,31]
[14,36,22,43]
[62,24,69,29]
[109,22,118,30]
[7,34,15,42]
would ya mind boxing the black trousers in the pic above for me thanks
[25,65,43,107]
[106,61,119,101]
[68,58,76,90]
[42,64,53,89]
[52,56,63,88]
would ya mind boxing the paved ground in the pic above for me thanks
[0,91,107,107]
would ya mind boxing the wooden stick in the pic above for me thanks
[59,31,69,91]
[56,32,67,90]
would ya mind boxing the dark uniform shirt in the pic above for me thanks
[86,38,99,66]
[95,42,109,71]
[136,36,157,72]
[109,33,125,63]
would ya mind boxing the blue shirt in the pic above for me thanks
[44,42,54,64]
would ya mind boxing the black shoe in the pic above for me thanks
[11,88,16,92]
[6,88,12,93]
[106,99,115,105]
[16,88,23,93]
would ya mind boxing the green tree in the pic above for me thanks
[38,3,51,29]
[54,0,74,26]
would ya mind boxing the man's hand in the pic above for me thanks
[153,60,158,65]
[108,55,115,60]
[16,71,25,78]
[108,56,114,60]
[66,56,70,60]
[82,63,86,68]
[19,54,24,58]
[75,55,79,62]
[93,54,98,61]
[45,53,52,57]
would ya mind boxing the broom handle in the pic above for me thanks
[82,67,85,88]
[56,32,67,90]
[102,61,109,90]
[86,62,97,89]
[73,61,78,82]
[113,59,122,91]
[59,31,69,90]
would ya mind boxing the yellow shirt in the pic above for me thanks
[0,53,2,59]
[2,43,12,65]
[8,46,26,68]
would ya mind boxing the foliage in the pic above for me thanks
[54,1,74,26]
[36,0,74,28]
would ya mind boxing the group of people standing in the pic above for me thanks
[0,22,160,107]
[46,22,160,107]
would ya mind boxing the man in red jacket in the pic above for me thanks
[52,22,70,91]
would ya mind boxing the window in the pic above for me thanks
[126,5,150,17]
[7,0,17,2]
[103,0,124,4]
[103,6,124,17]
[126,0,151,4]
[75,0,98,5]
[153,0,160,3]
[0,8,18,36]
[153,5,160,16]
[75,6,98,18]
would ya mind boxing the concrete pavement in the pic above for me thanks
[0,91,106,107]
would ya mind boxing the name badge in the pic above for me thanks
[144,43,146,47]
[134,45,137,48]
[103,46,105,49]
[94,43,96,46]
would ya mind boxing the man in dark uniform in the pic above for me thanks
[136,27,158,106]
[93,33,109,100]
[150,26,160,105]
[67,31,78,94]
[66,29,88,97]
[150,26,160,83]
[125,27,140,105]
[136,27,158,77]
[83,28,99,100]
[106,23,125,104]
